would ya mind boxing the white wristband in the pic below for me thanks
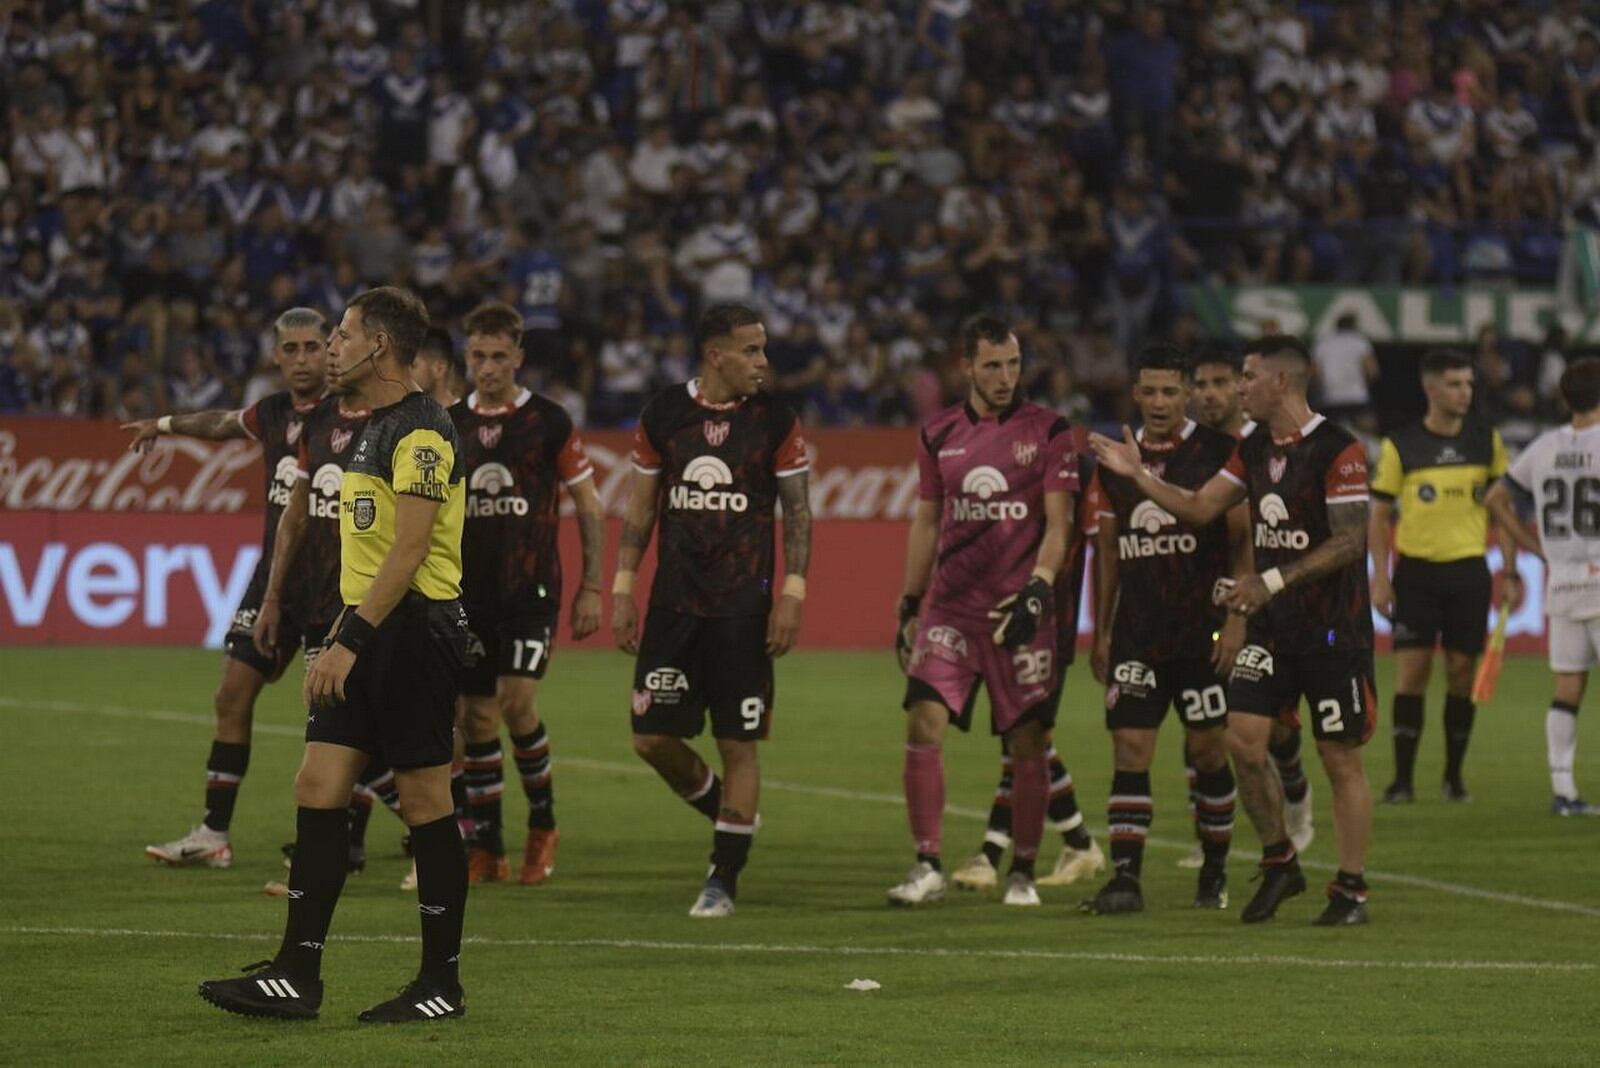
[781,574,807,601]
[157,415,173,434]
[1261,568,1286,595]
[611,570,635,596]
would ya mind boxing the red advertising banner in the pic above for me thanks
[0,417,1548,653]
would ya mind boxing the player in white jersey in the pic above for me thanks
[1486,358,1600,816]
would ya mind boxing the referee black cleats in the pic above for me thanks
[1440,779,1472,803]
[1380,782,1414,804]
[358,977,466,1024]
[1084,873,1144,915]
[1194,862,1228,910]
[198,960,322,1020]
[1240,860,1306,923]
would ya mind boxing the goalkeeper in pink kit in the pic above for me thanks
[889,316,1080,907]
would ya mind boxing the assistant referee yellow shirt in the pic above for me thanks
[339,391,465,605]
[1370,420,1507,562]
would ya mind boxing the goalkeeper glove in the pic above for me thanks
[989,574,1052,649]
[896,593,921,673]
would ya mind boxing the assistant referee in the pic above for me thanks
[1369,349,1521,804]
[199,287,474,1024]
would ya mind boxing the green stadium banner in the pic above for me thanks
[1181,285,1596,344]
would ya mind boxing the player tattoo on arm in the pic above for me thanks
[1280,499,1369,588]
[777,470,812,578]
[255,479,310,655]
[122,408,248,451]
[613,469,660,653]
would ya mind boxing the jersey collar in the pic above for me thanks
[1273,413,1324,446]
[468,387,531,415]
[688,377,744,411]
[962,397,1023,424]
[1135,418,1195,450]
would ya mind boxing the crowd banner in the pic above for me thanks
[1182,284,1600,343]
[0,418,1546,651]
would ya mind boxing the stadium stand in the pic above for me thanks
[0,0,1595,428]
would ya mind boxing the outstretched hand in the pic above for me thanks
[1088,425,1142,479]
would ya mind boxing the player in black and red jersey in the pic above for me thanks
[1188,348,1313,861]
[449,302,606,886]
[1093,335,1375,927]
[126,307,327,869]
[1083,345,1250,915]
[611,303,812,918]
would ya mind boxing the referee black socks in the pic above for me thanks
[276,806,351,983]
[410,814,467,990]
[1390,694,1425,788]
[1443,695,1475,787]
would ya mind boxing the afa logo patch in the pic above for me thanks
[351,493,377,531]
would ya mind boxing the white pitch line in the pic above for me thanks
[3,925,1592,974]
[6,697,1600,919]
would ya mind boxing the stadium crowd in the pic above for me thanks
[2,0,1598,429]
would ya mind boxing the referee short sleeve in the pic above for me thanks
[1370,437,1402,500]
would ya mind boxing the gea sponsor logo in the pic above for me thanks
[952,466,1028,521]
[1254,493,1310,550]
[0,430,257,512]
[1113,660,1158,688]
[467,462,530,517]
[924,625,969,657]
[1118,500,1196,558]
[1234,644,1275,675]
[0,540,259,646]
[668,456,748,512]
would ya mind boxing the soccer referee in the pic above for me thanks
[199,287,474,1023]
[1369,349,1521,803]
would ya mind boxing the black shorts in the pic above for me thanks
[1391,555,1491,654]
[1228,642,1376,745]
[1105,654,1228,732]
[223,568,315,681]
[305,595,471,769]
[458,608,556,696]
[630,609,773,741]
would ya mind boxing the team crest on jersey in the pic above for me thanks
[331,429,353,454]
[630,689,652,716]
[1146,461,1165,480]
[479,424,503,449]
[1013,440,1038,466]
[287,420,303,446]
[704,420,730,447]
[1268,456,1287,483]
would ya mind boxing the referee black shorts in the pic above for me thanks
[306,594,471,769]
[1391,555,1491,655]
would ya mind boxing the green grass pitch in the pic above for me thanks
[1,647,1597,1066]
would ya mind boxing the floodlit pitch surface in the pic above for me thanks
[1,648,1595,1066]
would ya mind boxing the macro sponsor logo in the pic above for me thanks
[267,455,298,508]
[952,465,1027,521]
[1254,493,1310,550]
[466,462,529,517]
[668,455,748,512]
[1119,500,1196,558]
[309,464,344,519]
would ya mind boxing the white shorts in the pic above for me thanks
[1548,616,1600,674]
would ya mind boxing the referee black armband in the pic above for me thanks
[335,613,378,657]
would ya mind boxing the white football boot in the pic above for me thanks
[145,825,232,868]
[950,853,999,891]
[886,861,946,906]
[1037,838,1106,887]
[1001,871,1041,907]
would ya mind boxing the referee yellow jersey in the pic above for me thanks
[1370,420,1507,562]
[339,391,465,605]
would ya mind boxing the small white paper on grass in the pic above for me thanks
[844,979,881,991]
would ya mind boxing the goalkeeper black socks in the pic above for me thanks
[510,725,555,830]
[411,814,467,989]
[1391,694,1424,788]
[277,806,349,983]
[202,741,250,832]
[1443,695,1475,786]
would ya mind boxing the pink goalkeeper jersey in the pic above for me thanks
[917,401,1079,622]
